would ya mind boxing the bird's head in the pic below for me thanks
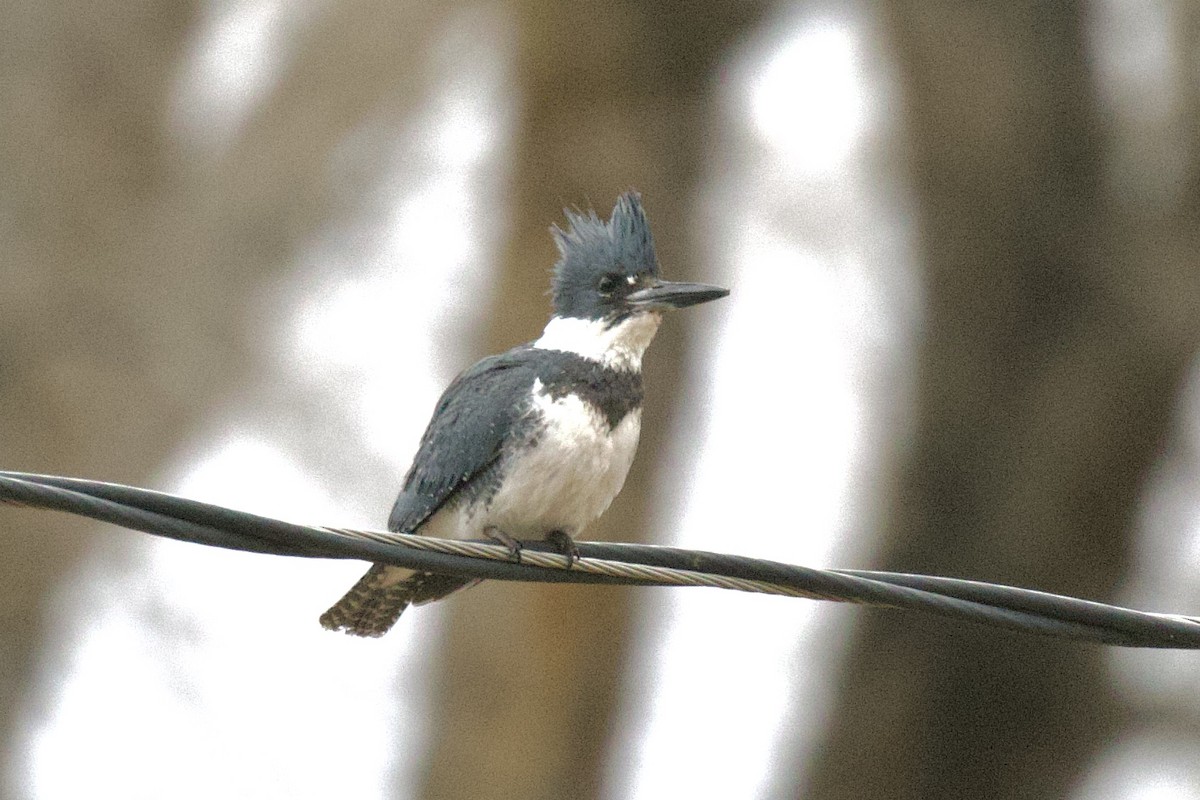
[549,192,728,325]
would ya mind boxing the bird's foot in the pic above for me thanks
[484,526,523,563]
[545,530,580,568]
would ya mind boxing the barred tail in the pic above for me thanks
[320,563,413,637]
[320,564,477,637]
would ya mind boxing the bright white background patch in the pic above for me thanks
[21,436,431,800]
[750,24,867,173]
[171,0,317,150]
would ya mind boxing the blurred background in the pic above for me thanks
[1,1,1199,798]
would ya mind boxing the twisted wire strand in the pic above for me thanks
[322,526,832,598]
[2,470,1199,648]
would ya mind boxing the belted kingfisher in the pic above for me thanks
[320,191,728,636]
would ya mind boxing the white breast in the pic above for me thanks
[477,379,642,538]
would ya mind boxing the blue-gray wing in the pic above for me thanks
[387,348,538,533]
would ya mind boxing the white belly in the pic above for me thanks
[479,387,642,537]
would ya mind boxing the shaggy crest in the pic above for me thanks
[549,192,660,319]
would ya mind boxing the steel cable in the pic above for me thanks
[2,470,1198,648]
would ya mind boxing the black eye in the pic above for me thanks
[597,273,621,294]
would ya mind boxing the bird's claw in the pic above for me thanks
[545,530,580,568]
[485,526,523,563]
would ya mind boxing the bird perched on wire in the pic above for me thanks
[320,191,728,636]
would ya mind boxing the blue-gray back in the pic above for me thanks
[387,347,643,533]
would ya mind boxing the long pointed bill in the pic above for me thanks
[626,280,730,311]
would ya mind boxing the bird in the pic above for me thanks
[320,191,728,636]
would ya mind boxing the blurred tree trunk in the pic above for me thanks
[0,2,206,780]
[414,3,761,799]
[0,0,443,791]
[802,4,1200,800]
